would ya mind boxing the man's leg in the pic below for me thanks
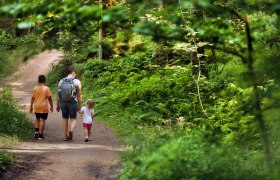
[68,101,78,140]
[68,118,76,140]
[69,118,77,132]
[63,118,69,140]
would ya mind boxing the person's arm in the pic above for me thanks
[76,81,82,110]
[30,97,35,113]
[91,109,95,119]
[91,113,95,119]
[56,94,60,112]
[46,87,53,113]
[78,107,84,114]
[48,96,53,112]
[56,81,61,112]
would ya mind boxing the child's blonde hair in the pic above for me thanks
[86,99,94,109]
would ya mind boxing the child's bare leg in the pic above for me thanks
[34,118,40,138]
[35,118,40,130]
[39,119,45,134]
[84,127,89,138]
[88,127,91,139]
[38,119,46,140]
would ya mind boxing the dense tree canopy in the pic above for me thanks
[1,0,280,179]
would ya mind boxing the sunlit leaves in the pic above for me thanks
[0,3,28,16]
[133,13,184,42]
[78,5,100,19]
[17,21,35,29]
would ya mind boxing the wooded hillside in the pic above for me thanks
[1,0,280,179]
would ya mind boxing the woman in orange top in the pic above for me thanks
[30,75,53,140]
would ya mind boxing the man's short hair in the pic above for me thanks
[68,67,77,75]
[38,75,46,83]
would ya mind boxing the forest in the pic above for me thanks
[1,0,280,179]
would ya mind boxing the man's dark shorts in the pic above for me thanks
[60,100,78,119]
[35,113,48,120]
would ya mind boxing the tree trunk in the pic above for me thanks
[98,0,104,59]
[98,0,112,59]
[158,0,163,11]
[98,20,103,59]
[245,15,271,168]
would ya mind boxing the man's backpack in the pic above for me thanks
[59,78,77,102]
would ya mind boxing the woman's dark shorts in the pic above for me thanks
[35,113,48,120]
[60,100,78,119]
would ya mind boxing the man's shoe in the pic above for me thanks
[68,131,73,140]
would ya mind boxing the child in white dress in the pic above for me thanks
[78,99,95,142]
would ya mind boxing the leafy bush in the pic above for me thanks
[0,31,42,80]
[119,132,273,180]
[0,30,17,50]
[0,151,13,168]
[0,87,32,139]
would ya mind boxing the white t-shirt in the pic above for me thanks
[81,106,94,124]
[58,77,81,87]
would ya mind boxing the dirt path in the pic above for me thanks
[1,50,122,180]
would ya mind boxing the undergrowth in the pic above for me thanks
[0,87,32,140]
[0,87,32,173]
[45,32,280,179]
[0,31,42,81]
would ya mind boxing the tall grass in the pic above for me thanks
[0,87,32,172]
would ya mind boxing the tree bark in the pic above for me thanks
[245,15,271,168]
[98,0,112,59]
[98,0,104,59]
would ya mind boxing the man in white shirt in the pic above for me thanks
[56,67,82,141]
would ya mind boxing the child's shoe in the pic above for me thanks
[64,136,69,141]
[38,134,44,141]
[85,138,89,142]
[34,132,39,139]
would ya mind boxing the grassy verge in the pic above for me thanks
[0,87,32,172]
[0,151,13,170]
[0,32,40,172]
[0,135,18,149]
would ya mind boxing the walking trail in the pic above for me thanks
[1,50,122,180]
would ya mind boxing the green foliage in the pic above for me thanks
[0,151,13,168]
[0,30,42,80]
[0,87,32,139]
[0,135,18,148]
[119,132,273,180]
[4,0,280,178]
